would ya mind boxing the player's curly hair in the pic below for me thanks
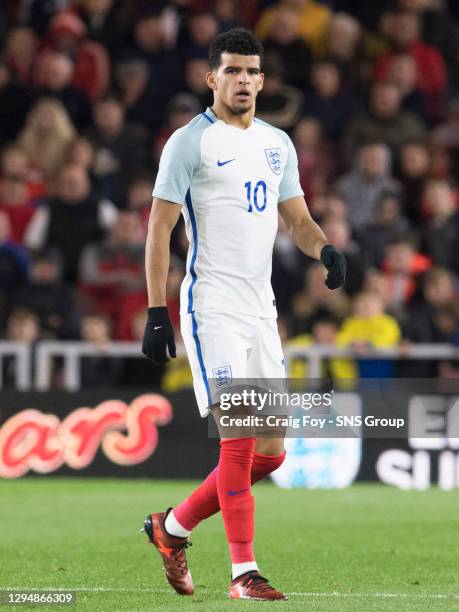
[209,28,264,70]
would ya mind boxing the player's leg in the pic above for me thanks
[143,311,253,595]
[226,316,288,600]
[171,446,285,532]
[170,318,287,535]
[176,312,266,586]
[141,312,209,596]
[190,312,260,581]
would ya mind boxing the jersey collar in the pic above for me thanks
[205,107,256,132]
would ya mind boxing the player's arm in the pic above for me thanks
[145,197,182,307]
[142,125,198,364]
[279,196,346,289]
[142,197,182,365]
[278,195,327,261]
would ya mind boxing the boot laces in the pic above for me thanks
[243,573,273,593]
[171,541,192,575]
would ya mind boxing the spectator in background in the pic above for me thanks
[0,59,31,146]
[12,250,80,339]
[386,53,429,125]
[184,58,213,110]
[88,95,148,205]
[401,0,459,93]
[185,12,220,59]
[38,52,92,130]
[362,191,411,267]
[0,211,28,328]
[293,118,334,202]
[4,27,37,87]
[126,173,155,236]
[34,11,110,100]
[24,163,117,281]
[374,9,447,121]
[308,192,348,223]
[80,313,123,388]
[153,93,202,163]
[255,53,302,130]
[362,268,394,314]
[122,10,183,101]
[397,141,431,223]
[70,0,126,57]
[291,262,350,334]
[6,308,41,343]
[66,135,95,175]
[78,211,145,316]
[337,143,400,231]
[25,0,71,36]
[381,235,431,308]
[342,82,425,163]
[261,5,312,90]
[303,60,359,141]
[286,309,357,381]
[337,291,401,377]
[2,306,41,386]
[432,98,459,180]
[0,146,45,243]
[215,0,239,32]
[16,97,76,181]
[255,0,331,56]
[401,267,458,377]
[411,267,457,342]
[421,180,459,273]
[114,59,166,135]
[320,12,363,92]
[1,147,40,192]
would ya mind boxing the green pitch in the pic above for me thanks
[0,479,458,611]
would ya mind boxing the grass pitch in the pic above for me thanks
[0,478,458,611]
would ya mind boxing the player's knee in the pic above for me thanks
[255,437,284,456]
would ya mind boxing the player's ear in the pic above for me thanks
[206,71,217,91]
[257,72,264,93]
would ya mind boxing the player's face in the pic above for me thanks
[208,53,264,114]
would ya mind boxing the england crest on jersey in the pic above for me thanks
[265,148,283,175]
[212,365,232,389]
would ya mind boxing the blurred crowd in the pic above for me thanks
[0,0,459,387]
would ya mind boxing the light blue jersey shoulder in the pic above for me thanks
[153,110,303,206]
[254,117,303,204]
[153,112,214,206]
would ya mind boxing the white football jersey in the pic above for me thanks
[153,107,303,318]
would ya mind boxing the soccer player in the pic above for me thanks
[141,28,346,601]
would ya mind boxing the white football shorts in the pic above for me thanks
[181,310,286,417]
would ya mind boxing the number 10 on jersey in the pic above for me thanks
[245,180,267,213]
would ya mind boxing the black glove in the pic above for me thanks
[320,244,347,290]
[142,306,176,365]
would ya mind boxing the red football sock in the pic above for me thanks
[173,450,286,532]
[217,437,256,563]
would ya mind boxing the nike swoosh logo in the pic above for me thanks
[217,159,235,166]
[227,488,249,496]
[153,326,163,330]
